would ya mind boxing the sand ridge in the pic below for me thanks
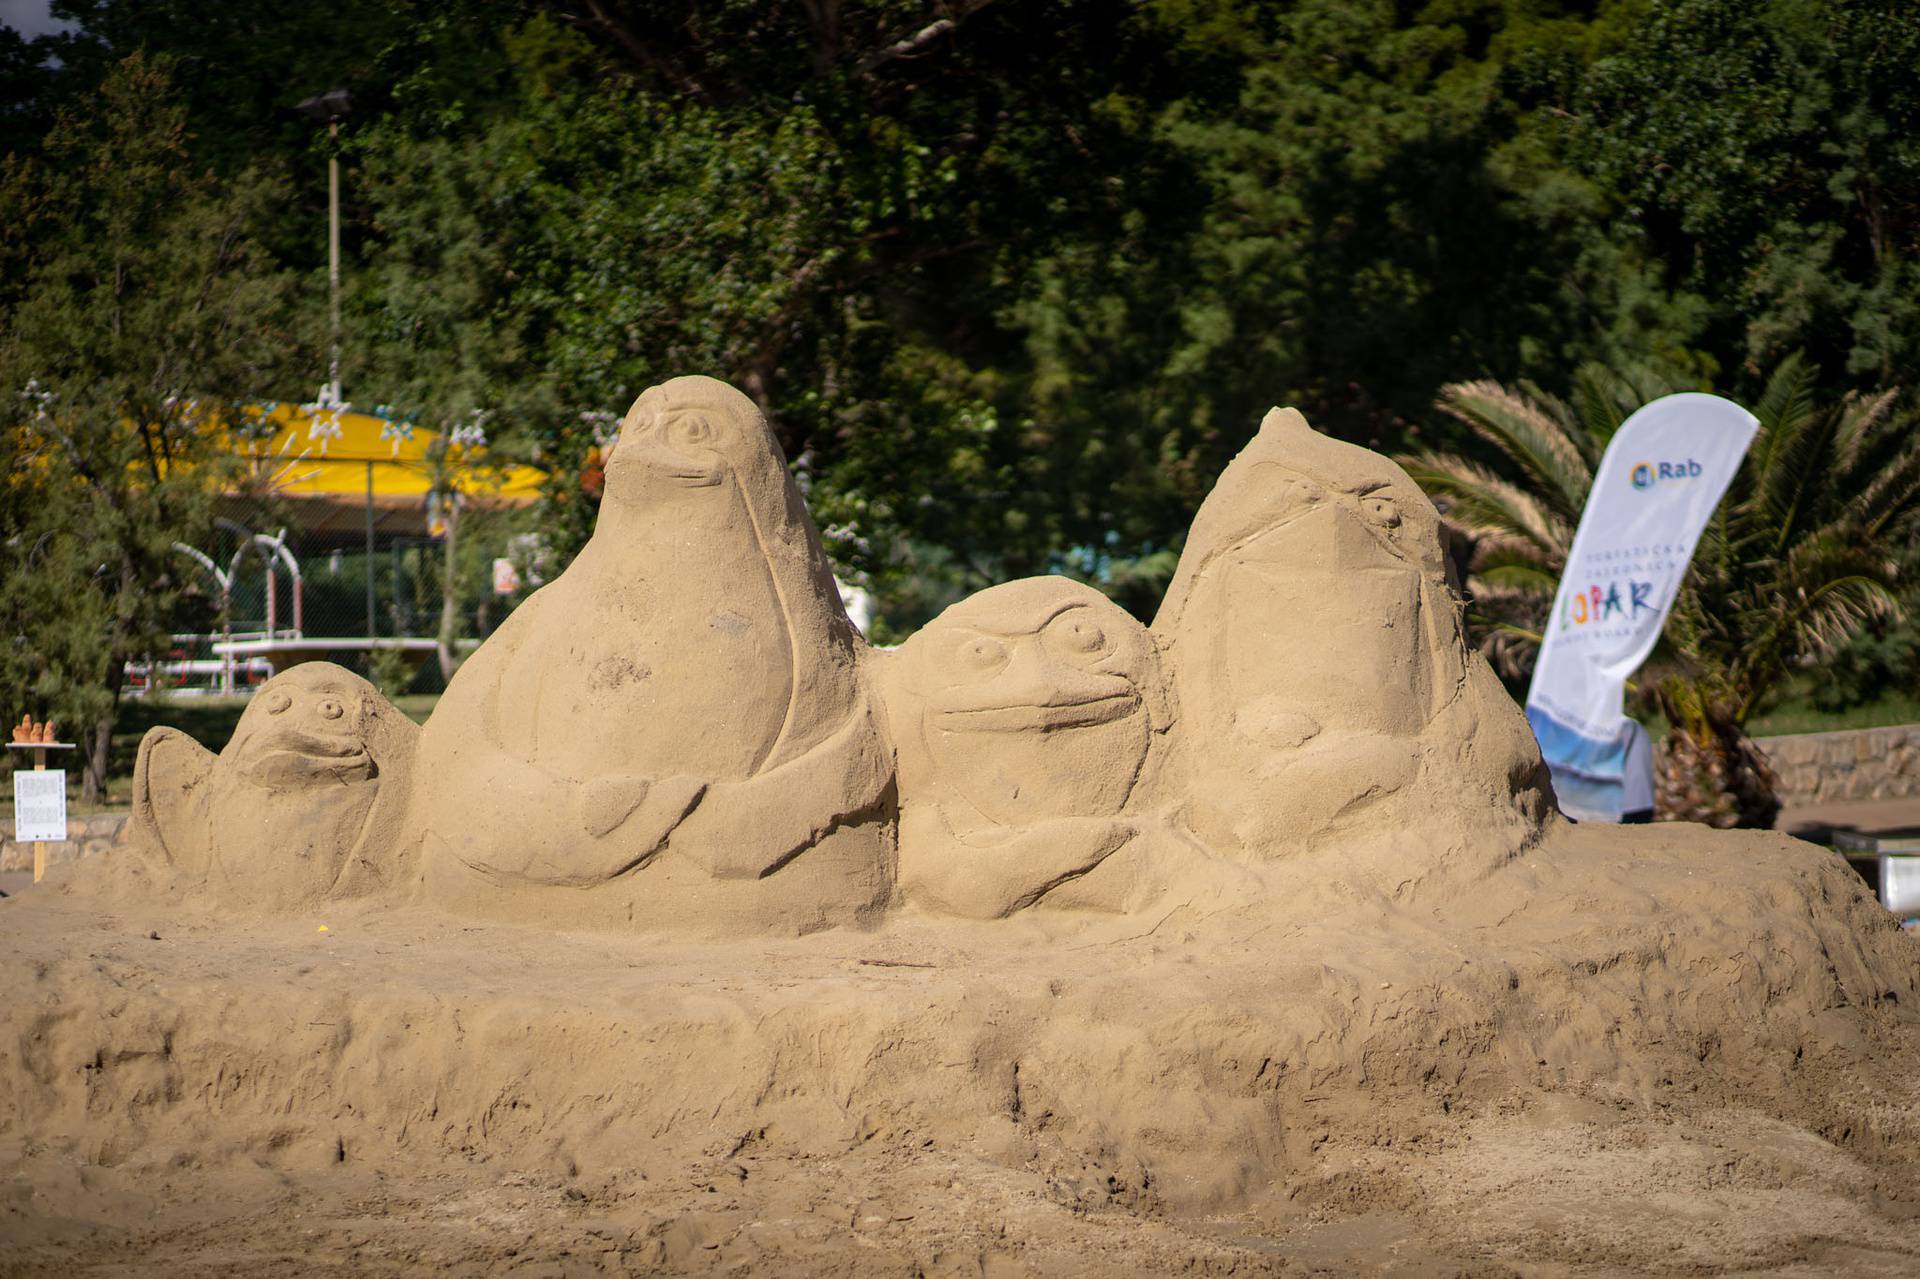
[7,819,1920,1273]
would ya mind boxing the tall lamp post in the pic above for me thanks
[297,89,373,639]
[296,88,353,402]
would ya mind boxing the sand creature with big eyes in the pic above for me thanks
[880,576,1174,918]
[128,662,419,906]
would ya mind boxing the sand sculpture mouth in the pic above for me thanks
[933,690,1141,732]
[607,451,726,487]
[238,730,377,786]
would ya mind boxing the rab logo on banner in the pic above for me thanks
[1630,458,1705,490]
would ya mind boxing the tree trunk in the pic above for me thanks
[1654,721,1782,830]
[86,560,137,804]
[436,497,461,682]
[82,713,111,805]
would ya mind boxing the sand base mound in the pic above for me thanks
[6,821,1920,1275]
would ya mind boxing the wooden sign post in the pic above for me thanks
[9,716,75,884]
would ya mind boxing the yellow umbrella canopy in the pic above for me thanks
[225,399,545,538]
[232,399,544,502]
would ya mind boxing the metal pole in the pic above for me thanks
[328,119,342,401]
[366,460,376,639]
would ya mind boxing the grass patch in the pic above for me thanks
[1630,681,1920,740]
[1744,688,1920,737]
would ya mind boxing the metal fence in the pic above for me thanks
[127,508,532,700]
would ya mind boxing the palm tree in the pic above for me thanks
[1401,356,1920,828]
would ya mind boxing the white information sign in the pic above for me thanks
[1881,856,1920,917]
[1525,393,1758,822]
[12,769,68,842]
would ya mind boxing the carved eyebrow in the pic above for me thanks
[662,407,724,426]
[956,600,1096,638]
[1346,479,1393,497]
[1038,600,1097,626]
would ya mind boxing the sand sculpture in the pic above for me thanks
[1151,407,1549,864]
[405,375,894,933]
[112,380,1547,928]
[878,577,1174,917]
[125,662,418,908]
[24,377,1920,1274]
[873,406,1548,918]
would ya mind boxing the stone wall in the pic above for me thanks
[0,812,127,873]
[1757,724,1920,807]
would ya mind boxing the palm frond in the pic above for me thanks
[1749,352,1821,438]
[1469,533,1559,574]
[1434,380,1592,523]
[1476,562,1560,594]
[1829,387,1899,478]
[1569,361,1683,458]
[1847,414,1920,541]
[1742,352,1819,495]
[1400,451,1571,562]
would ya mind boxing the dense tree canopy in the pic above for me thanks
[4,0,1917,640]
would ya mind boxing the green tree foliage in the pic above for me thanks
[1577,0,1920,386]
[3,0,1916,647]
[346,5,1208,608]
[0,53,308,798]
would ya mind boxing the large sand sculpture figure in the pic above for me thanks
[12,376,1920,1274]
[408,375,894,933]
[1151,407,1550,868]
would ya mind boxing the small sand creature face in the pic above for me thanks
[606,386,740,494]
[926,604,1145,734]
[229,671,376,789]
[900,579,1163,826]
[1236,467,1433,578]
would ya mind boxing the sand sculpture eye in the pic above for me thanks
[264,690,292,714]
[1046,611,1111,661]
[956,635,1009,675]
[316,698,345,721]
[669,415,714,448]
[621,405,657,440]
[1276,475,1326,509]
[1363,496,1401,529]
